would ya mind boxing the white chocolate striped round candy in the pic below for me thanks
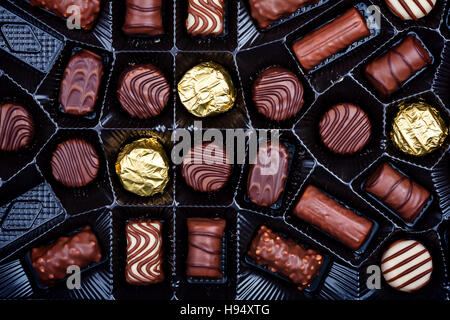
[385,0,436,21]
[381,239,433,293]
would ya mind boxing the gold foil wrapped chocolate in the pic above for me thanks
[391,101,448,156]
[115,138,170,197]
[178,61,236,118]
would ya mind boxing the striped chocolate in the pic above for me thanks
[385,0,436,21]
[186,0,225,36]
[122,0,164,36]
[0,103,34,152]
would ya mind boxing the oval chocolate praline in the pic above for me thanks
[0,103,34,152]
[181,142,232,192]
[51,138,100,188]
[319,103,372,155]
[252,66,304,122]
[117,64,170,119]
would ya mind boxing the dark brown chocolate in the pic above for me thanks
[30,226,102,286]
[293,185,373,250]
[186,0,225,36]
[248,225,323,290]
[364,35,432,97]
[319,103,372,155]
[0,103,34,152]
[247,142,289,207]
[252,66,304,122]
[117,64,170,119]
[51,138,100,188]
[59,50,104,116]
[122,0,164,36]
[186,217,226,279]
[292,7,370,71]
[365,163,430,223]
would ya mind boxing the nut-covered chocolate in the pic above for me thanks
[0,103,34,152]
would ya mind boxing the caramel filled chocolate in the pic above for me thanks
[0,103,34,152]
[30,226,102,286]
[186,0,225,36]
[292,7,370,71]
[293,185,373,250]
[247,142,290,207]
[364,35,431,97]
[122,0,164,36]
[186,217,226,279]
[365,163,430,224]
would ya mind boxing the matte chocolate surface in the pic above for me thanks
[186,0,225,36]
[293,185,373,250]
[364,35,431,97]
[30,0,101,30]
[319,103,372,155]
[117,64,170,119]
[126,219,164,285]
[0,103,34,152]
[186,217,226,279]
[247,142,289,207]
[248,225,323,290]
[181,142,232,193]
[122,0,164,36]
[252,66,304,122]
[30,226,102,286]
[385,0,436,21]
[59,49,104,116]
[51,138,100,188]
[365,163,431,224]
[249,0,318,29]
[292,7,370,71]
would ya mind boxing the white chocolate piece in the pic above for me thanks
[385,0,436,20]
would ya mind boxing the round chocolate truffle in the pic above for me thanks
[181,142,232,192]
[385,0,436,21]
[252,66,304,122]
[319,103,372,155]
[381,239,433,293]
[51,139,100,188]
[0,103,34,152]
[117,64,170,119]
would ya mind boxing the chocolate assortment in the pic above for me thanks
[0,0,448,303]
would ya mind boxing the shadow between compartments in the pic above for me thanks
[433,42,450,109]
[112,206,175,300]
[174,207,237,300]
[432,152,450,218]
[295,76,385,183]
[101,51,175,129]
[36,129,113,215]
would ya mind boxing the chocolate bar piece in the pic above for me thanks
[30,226,102,286]
[126,219,164,285]
[292,7,370,71]
[0,103,34,152]
[248,225,323,290]
[30,0,101,30]
[122,0,164,36]
[364,35,431,97]
[59,50,104,116]
[186,0,225,36]
[293,185,373,250]
[248,0,318,29]
[186,217,226,279]
[247,141,290,207]
[364,163,430,224]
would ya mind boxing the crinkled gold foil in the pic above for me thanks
[115,138,169,197]
[391,101,448,156]
[178,61,236,118]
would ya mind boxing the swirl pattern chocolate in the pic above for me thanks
[319,103,372,155]
[365,163,430,224]
[186,0,225,36]
[385,0,436,20]
[59,50,104,116]
[122,0,164,36]
[0,103,34,152]
[187,217,226,279]
[51,138,100,188]
[30,0,101,30]
[252,67,304,122]
[126,219,164,285]
[364,35,432,97]
[181,143,232,192]
[247,142,290,207]
[30,226,102,287]
[117,64,170,119]
[381,239,433,292]
[248,225,323,290]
